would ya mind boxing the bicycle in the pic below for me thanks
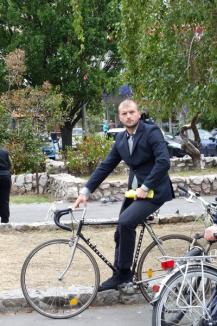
[20,207,193,319]
[152,187,217,326]
[152,254,217,326]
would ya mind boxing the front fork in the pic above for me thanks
[58,236,79,281]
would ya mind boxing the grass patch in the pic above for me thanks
[10,194,53,204]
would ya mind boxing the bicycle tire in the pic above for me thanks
[152,265,217,326]
[21,239,100,319]
[137,234,194,302]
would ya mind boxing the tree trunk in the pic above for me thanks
[61,121,72,150]
[180,112,202,169]
[180,138,201,168]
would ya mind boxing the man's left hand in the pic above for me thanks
[135,187,148,199]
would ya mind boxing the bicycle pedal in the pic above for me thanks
[118,282,137,295]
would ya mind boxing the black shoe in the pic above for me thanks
[98,274,119,292]
[98,270,132,292]
[1,217,9,223]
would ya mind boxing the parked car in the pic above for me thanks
[41,143,56,160]
[211,128,217,137]
[198,129,217,157]
[107,127,186,158]
[163,134,186,158]
[107,127,125,139]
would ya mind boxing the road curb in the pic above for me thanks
[0,288,148,314]
[0,213,197,232]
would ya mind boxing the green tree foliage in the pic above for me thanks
[0,114,46,174]
[0,1,121,146]
[6,120,46,174]
[66,134,113,175]
[0,105,11,144]
[0,48,62,174]
[119,0,217,125]
[1,48,64,133]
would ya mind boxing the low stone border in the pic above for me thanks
[11,173,48,195]
[0,288,146,314]
[47,173,217,201]
[10,170,217,200]
[9,157,217,199]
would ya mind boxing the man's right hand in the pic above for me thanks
[73,194,88,208]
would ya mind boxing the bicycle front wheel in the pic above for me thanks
[137,234,193,302]
[152,265,217,326]
[21,239,100,319]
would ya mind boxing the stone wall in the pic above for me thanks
[10,156,217,199]
[170,156,217,173]
[47,173,217,201]
[11,173,48,195]
[112,156,217,175]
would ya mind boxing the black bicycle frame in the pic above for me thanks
[75,219,156,275]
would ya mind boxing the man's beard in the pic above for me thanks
[124,120,140,129]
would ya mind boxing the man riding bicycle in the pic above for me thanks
[74,99,174,291]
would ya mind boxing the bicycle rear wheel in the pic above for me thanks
[137,234,194,302]
[152,265,217,326]
[21,239,100,319]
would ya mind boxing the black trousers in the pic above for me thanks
[0,175,11,223]
[114,198,163,270]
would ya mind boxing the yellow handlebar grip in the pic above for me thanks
[147,189,154,199]
[125,189,154,199]
[125,189,136,199]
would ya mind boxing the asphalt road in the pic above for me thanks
[9,196,216,224]
[0,304,152,326]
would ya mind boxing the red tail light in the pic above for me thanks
[152,284,160,293]
[161,259,175,270]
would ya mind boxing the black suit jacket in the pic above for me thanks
[0,149,11,176]
[86,121,174,204]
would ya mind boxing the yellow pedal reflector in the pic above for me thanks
[69,297,78,306]
[146,268,153,278]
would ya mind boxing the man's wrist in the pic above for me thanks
[141,184,149,192]
[79,186,90,199]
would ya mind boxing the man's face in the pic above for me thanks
[119,104,141,129]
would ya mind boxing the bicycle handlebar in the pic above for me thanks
[53,207,87,231]
[54,208,73,231]
[179,185,211,214]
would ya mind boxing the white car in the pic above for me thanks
[107,127,125,139]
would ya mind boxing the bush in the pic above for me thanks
[3,120,46,174]
[65,134,113,175]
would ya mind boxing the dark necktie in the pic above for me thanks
[128,135,138,190]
